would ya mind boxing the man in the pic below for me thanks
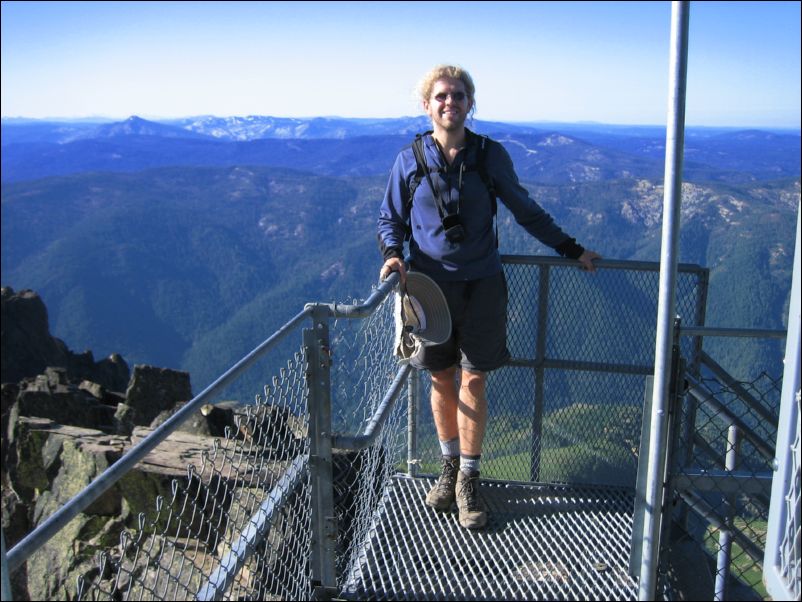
[377,65,600,529]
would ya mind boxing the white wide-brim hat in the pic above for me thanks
[399,271,452,346]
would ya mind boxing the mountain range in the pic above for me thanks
[3,115,799,182]
[1,115,799,394]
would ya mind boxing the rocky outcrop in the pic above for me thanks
[1,362,216,600]
[0,287,252,600]
[1,287,130,391]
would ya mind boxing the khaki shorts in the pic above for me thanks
[411,272,510,373]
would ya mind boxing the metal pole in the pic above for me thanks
[196,455,309,601]
[679,326,786,339]
[714,425,740,601]
[332,363,412,451]
[690,267,710,375]
[305,308,339,599]
[531,264,550,482]
[639,2,690,600]
[408,368,421,477]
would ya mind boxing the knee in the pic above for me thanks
[431,366,458,395]
[460,370,487,399]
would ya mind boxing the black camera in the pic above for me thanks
[442,214,465,243]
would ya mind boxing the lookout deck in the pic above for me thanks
[340,476,638,601]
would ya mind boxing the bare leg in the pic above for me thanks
[430,366,459,442]
[425,366,462,511]
[454,368,489,529]
[457,369,488,456]
[427,367,489,529]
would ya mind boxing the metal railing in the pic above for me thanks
[3,271,406,600]
[406,256,710,487]
[3,306,315,576]
[3,256,795,601]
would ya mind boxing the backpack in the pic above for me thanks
[405,130,499,246]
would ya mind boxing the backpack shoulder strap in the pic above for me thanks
[473,133,500,248]
[474,133,497,212]
[407,130,432,206]
[401,131,433,241]
[408,130,448,220]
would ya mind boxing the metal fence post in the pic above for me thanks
[531,263,550,482]
[714,424,740,601]
[679,268,708,534]
[658,334,687,592]
[639,314,686,598]
[690,269,710,376]
[408,367,421,478]
[305,306,339,599]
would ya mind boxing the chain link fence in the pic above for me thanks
[327,290,410,589]
[74,345,313,601]
[412,257,708,490]
[667,349,783,601]
[67,280,406,600]
[9,257,793,601]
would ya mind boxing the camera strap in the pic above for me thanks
[410,133,454,222]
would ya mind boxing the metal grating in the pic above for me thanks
[340,475,638,601]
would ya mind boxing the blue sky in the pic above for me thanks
[1,1,800,128]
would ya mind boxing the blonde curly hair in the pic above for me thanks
[417,64,477,117]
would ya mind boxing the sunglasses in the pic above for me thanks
[432,91,467,103]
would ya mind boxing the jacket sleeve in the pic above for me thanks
[377,152,410,262]
[489,141,585,259]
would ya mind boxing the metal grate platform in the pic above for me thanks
[340,475,639,601]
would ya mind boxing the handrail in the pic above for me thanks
[333,363,412,451]
[6,306,313,573]
[501,254,707,274]
[680,326,786,339]
[311,272,399,319]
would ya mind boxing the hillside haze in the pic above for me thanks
[1,115,799,391]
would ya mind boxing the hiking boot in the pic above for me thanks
[425,456,460,511]
[456,469,487,529]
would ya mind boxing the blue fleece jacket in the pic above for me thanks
[377,130,584,281]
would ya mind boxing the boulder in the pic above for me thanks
[13,368,117,431]
[116,365,192,434]
[149,401,237,438]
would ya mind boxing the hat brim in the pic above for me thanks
[403,272,452,346]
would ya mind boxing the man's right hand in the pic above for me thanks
[380,258,407,285]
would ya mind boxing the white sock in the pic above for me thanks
[439,437,460,458]
[460,455,481,475]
